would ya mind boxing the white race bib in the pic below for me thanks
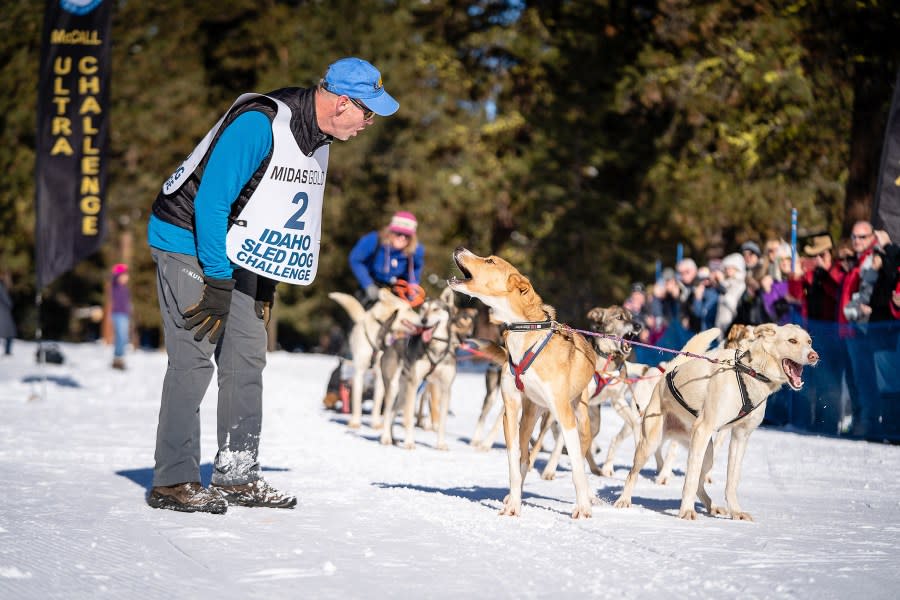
[224,97,329,285]
[161,93,262,196]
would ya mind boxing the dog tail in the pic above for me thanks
[328,292,367,323]
[662,327,720,373]
[459,338,507,366]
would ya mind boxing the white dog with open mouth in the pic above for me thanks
[614,322,819,521]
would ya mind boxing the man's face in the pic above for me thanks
[677,264,697,285]
[742,250,760,267]
[320,91,375,141]
[851,223,874,255]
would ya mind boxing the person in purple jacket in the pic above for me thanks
[109,263,131,370]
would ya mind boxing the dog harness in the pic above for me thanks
[506,320,555,392]
[666,350,772,426]
[590,352,620,399]
[592,371,612,398]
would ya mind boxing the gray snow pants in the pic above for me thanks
[151,249,267,487]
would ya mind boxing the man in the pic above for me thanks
[736,240,766,325]
[838,221,899,439]
[675,258,718,333]
[146,57,399,513]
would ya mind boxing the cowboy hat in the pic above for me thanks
[803,234,832,257]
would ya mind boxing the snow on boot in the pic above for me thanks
[211,479,297,509]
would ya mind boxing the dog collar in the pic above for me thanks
[733,350,772,383]
[505,319,554,332]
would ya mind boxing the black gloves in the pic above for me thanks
[255,277,277,321]
[365,284,380,303]
[184,277,235,344]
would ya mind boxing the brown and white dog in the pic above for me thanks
[614,322,819,521]
[380,287,471,450]
[527,305,641,479]
[328,289,422,429]
[448,248,598,518]
[415,303,478,432]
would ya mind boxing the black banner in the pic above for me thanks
[873,68,900,244]
[35,0,112,290]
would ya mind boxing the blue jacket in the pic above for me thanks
[349,231,424,289]
[147,111,272,278]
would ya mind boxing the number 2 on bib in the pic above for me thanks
[284,192,308,230]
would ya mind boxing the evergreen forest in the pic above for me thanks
[1,0,899,348]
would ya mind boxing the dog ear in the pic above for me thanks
[506,273,532,295]
[586,307,605,322]
[439,286,455,309]
[754,323,777,338]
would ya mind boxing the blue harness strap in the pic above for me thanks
[508,330,555,391]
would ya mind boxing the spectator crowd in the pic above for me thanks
[625,221,900,442]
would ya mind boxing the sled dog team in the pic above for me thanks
[332,247,820,522]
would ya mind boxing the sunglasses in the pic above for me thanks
[348,97,374,121]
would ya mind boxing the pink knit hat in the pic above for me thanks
[388,211,417,236]
[111,263,128,275]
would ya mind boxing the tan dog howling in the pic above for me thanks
[614,323,819,521]
[448,248,598,518]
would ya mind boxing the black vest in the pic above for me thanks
[151,87,331,233]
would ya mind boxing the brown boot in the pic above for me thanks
[323,391,339,409]
[147,482,228,514]
[112,357,126,370]
[211,479,297,509]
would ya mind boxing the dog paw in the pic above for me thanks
[613,498,631,509]
[469,438,482,446]
[590,496,603,506]
[678,509,698,520]
[731,511,754,522]
[475,443,490,452]
[403,441,417,450]
[348,420,361,429]
[599,465,614,478]
[571,505,593,519]
[540,470,556,481]
[499,501,521,517]
[654,475,670,486]
[371,420,384,430]
[710,505,728,517]
[436,442,449,451]
[379,435,392,446]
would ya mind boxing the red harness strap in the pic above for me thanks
[590,354,617,399]
[508,330,555,391]
[591,371,612,398]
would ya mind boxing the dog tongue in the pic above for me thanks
[784,359,803,387]
[422,327,434,342]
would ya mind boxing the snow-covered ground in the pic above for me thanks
[1,339,899,599]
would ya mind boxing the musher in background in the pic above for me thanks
[349,210,425,307]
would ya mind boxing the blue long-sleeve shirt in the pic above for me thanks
[147,111,273,279]
[348,231,424,289]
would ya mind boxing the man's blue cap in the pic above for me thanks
[323,57,399,117]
